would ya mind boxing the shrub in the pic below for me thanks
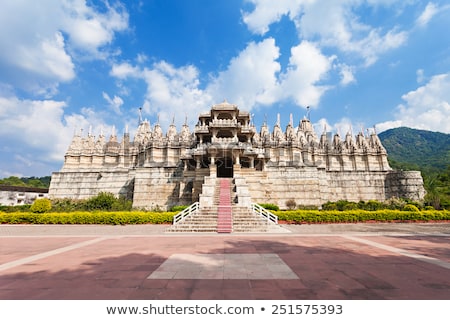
[111,196,133,211]
[285,199,297,210]
[169,205,189,212]
[85,192,117,211]
[363,200,385,211]
[0,205,31,212]
[273,209,450,224]
[0,211,175,225]
[385,197,407,210]
[30,198,52,213]
[402,204,420,212]
[322,202,337,210]
[258,203,280,211]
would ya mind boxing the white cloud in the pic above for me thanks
[242,0,303,35]
[416,2,438,27]
[339,64,356,85]
[0,96,70,162]
[62,0,129,54]
[207,38,281,107]
[275,41,334,107]
[416,69,425,83]
[243,0,408,66]
[111,60,213,128]
[110,38,336,125]
[110,62,141,79]
[377,73,450,133]
[102,92,124,115]
[0,0,129,96]
[0,95,113,176]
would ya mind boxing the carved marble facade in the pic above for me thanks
[49,101,425,209]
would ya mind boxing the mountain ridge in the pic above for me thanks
[379,127,449,173]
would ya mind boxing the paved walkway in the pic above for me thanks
[0,223,449,299]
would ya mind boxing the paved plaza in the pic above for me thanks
[0,223,449,299]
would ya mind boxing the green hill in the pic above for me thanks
[379,127,449,173]
[379,127,449,209]
[0,176,51,188]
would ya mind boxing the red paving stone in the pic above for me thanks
[358,235,450,263]
[1,231,450,300]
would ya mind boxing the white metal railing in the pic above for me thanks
[173,202,200,225]
[251,203,278,224]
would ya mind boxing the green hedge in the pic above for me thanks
[0,211,175,225]
[274,209,450,223]
[1,209,448,225]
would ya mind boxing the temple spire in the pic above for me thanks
[138,107,143,125]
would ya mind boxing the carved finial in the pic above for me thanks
[125,124,129,134]
[184,114,188,126]
[111,125,116,137]
[289,113,293,126]
[306,106,311,120]
[264,113,267,126]
[100,126,104,137]
[276,113,280,126]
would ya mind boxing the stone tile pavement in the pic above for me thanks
[0,223,449,299]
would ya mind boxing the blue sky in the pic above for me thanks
[0,0,449,177]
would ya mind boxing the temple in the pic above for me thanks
[49,101,425,210]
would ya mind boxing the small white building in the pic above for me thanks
[0,185,49,206]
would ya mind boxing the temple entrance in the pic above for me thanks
[217,157,233,177]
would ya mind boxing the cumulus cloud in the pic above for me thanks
[242,0,303,35]
[243,0,408,66]
[275,41,334,107]
[0,0,128,96]
[110,38,337,126]
[62,0,128,54]
[111,60,213,128]
[0,95,114,176]
[207,38,281,107]
[377,73,450,133]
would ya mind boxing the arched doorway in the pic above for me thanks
[216,157,233,177]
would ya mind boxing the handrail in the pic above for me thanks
[251,203,278,224]
[173,202,200,225]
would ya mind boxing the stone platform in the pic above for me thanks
[0,223,449,299]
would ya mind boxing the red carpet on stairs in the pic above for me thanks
[217,179,232,233]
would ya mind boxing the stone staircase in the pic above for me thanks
[217,178,233,233]
[166,177,287,233]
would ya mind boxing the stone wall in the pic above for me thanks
[238,167,425,209]
[49,169,135,200]
[385,171,426,200]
